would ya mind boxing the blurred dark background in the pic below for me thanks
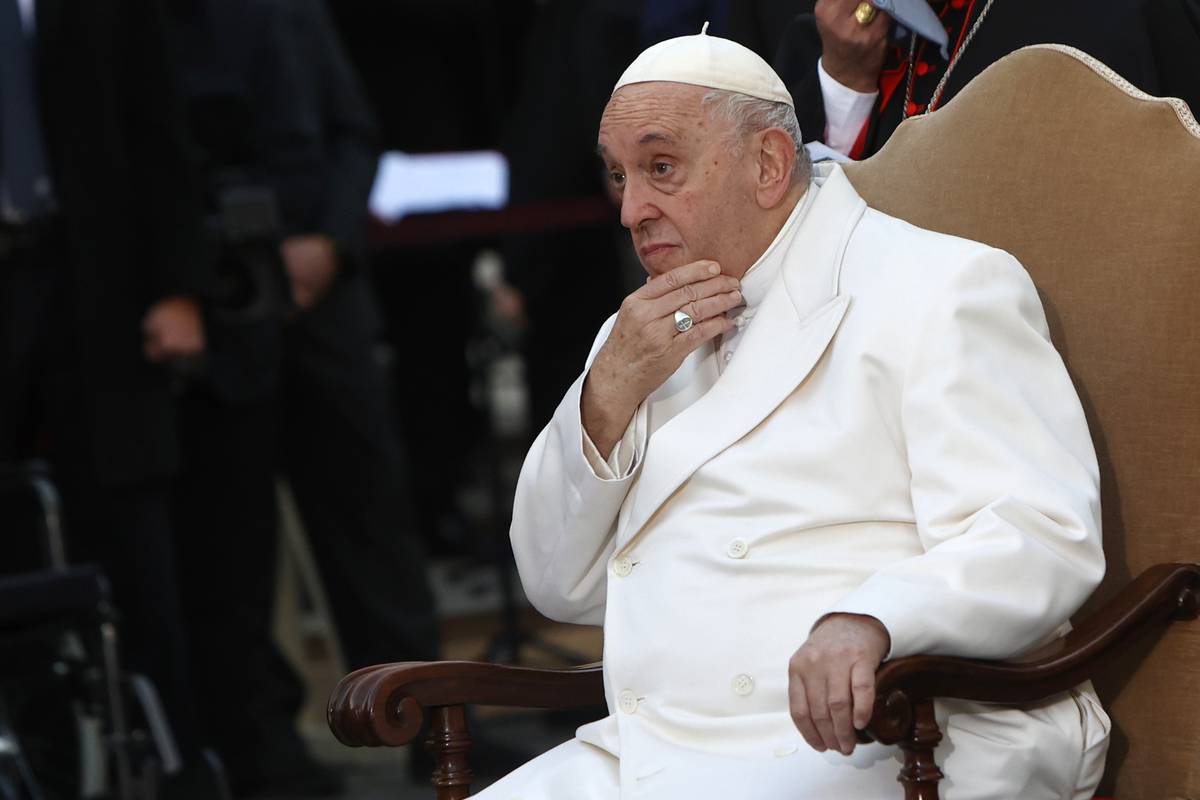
[0,0,1195,797]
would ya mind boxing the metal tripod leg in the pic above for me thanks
[100,621,135,800]
[0,698,45,800]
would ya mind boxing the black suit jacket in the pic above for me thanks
[1144,0,1200,115]
[174,0,378,270]
[172,0,382,401]
[264,0,379,273]
[33,0,208,484]
[729,0,1192,159]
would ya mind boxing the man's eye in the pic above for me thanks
[610,171,626,187]
[653,162,674,176]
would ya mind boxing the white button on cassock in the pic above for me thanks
[723,350,734,363]
[731,673,755,696]
[613,556,634,577]
[733,315,747,330]
[726,538,749,559]
[618,690,639,714]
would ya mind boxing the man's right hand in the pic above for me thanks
[816,0,891,93]
[143,295,206,364]
[582,260,741,458]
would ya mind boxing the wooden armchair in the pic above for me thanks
[328,47,1200,800]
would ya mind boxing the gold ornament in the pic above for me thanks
[854,2,878,26]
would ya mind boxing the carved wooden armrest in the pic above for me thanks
[328,660,605,747]
[859,562,1200,800]
[328,660,605,798]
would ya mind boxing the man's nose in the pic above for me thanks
[619,177,659,231]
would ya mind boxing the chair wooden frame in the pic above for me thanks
[328,563,1198,800]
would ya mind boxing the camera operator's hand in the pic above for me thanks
[281,234,339,311]
[816,0,891,93]
[143,296,206,363]
[491,280,529,330]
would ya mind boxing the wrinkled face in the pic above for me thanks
[598,82,756,276]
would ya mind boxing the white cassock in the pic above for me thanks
[481,163,1111,800]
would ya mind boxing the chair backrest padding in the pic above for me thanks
[842,45,1200,800]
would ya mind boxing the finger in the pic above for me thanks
[827,673,858,755]
[864,7,890,31]
[669,313,733,358]
[638,260,721,300]
[788,672,825,752]
[676,289,743,326]
[859,11,891,44]
[805,674,839,753]
[845,2,889,35]
[651,275,741,319]
[850,659,877,731]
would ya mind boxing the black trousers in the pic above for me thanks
[174,275,438,778]
[0,227,200,754]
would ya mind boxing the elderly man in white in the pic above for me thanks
[483,27,1111,800]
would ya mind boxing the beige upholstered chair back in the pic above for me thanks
[842,46,1200,800]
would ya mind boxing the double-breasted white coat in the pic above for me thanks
[485,164,1111,800]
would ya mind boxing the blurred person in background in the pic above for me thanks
[0,0,219,793]
[169,0,437,795]
[1142,0,1200,113]
[727,0,1195,159]
[329,0,527,551]
[497,0,642,431]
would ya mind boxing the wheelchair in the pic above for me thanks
[0,462,183,800]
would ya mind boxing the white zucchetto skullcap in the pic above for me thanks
[612,22,794,108]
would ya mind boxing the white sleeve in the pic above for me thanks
[510,314,648,625]
[824,250,1105,660]
[818,57,879,156]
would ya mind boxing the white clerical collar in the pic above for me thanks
[737,181,820,316]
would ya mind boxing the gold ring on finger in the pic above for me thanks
[674,309,695,333]
[854,1,878,26]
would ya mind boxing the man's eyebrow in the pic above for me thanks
[596,132,679,159]
[638,132,677,146]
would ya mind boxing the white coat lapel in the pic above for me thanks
[618,166,867,548]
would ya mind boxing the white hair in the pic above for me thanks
[702,89,811,185]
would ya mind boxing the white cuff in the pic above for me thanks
[818,58,879,156]
[581,411,642,481]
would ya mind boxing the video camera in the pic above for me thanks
[176,172,296,405]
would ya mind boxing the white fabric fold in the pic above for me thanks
[818,58,878,156]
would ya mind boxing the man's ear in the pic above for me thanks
[754,128,796,210]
